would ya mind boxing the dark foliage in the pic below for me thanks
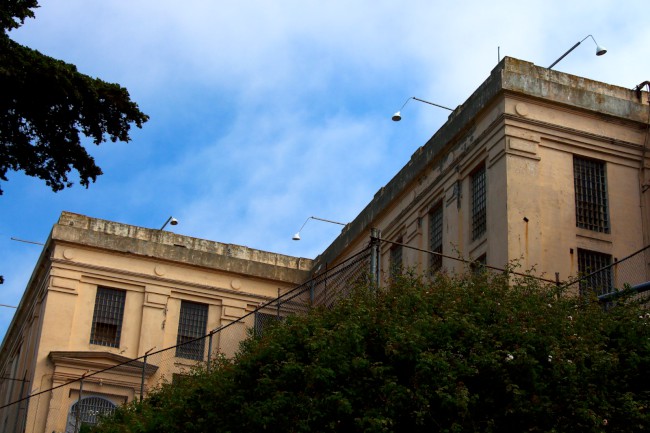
[91,270,650,433]
[0,1,148,194]
[0,0,38,33]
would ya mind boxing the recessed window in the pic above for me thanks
[90,287,126,348]
[390,239,403,277]
[67,396,117,433]
[573,156,610,233]
[471,165,487,240]
[578,248,613,296]
[175,301,208,360]
[429,203,443,272]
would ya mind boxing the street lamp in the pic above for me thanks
[548,34,607,69]
[160,216,179,231]
[392,97,454,122]
[292,216,347,241]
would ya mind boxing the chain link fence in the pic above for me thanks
[4,240,649,433]
[564,244,650,304]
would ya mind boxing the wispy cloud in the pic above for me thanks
[2,0,649,339]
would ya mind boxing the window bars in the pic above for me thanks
[66,396,116,433]
[429,204,443,271]
[175,301,209,360]
[90,288,126,348]
[578,248,613,296]
[471,165,487,240]
[574,156,610,233]
[390,240,403,276]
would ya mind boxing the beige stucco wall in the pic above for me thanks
[1,212,313,433]
[314,58,649,289]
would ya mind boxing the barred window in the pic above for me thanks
[574,156,610,233]
[471,165,487,240]
[66,396,117,433]
[176,301,208,360]
[429,203,443,272]
[578,249,613,296]
[90,287,126,348]
[390,239,403,276]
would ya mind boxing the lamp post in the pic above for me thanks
[160,216,178,230]
[392,97,454,122]
[548,34,607,69]
[292,216,347,241]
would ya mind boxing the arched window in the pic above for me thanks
[66,396,116,433]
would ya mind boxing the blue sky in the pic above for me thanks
[2,0,649,340]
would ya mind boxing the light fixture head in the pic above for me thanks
[160,216,179,231]
[291,216,347,241]
[548,34,607,69]
[391,97,453,121]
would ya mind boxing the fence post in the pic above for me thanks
[140,347,155,402]
[140,353,147,402]
[75,375,84,433]
[370,228,381,288]
[207,331,214,373]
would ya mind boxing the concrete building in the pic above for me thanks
[1,57,649,433]
[315,58,650,293]
[0,212,311,433]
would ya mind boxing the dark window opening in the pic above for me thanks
[390,239,403,277]
[176,301,209,360]
[574,156,610,233]
[90,288,126,348]
[429,203,444,272]
[66,396,116,433]
[254,311,281,337]
[578,248,613,296]
[471,165,487,240]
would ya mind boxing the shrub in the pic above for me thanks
[92,270,650,432]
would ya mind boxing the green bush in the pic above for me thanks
[92,270,650,432]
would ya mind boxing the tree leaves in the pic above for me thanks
[0,3,148,194]
[92,272,650,432]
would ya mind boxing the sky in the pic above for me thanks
[1,0,649,340]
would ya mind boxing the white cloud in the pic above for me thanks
[2,0,649,341]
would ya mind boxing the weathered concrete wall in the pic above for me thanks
[313,57,649,285]
[55,212,312,283]
[1,211,316,433]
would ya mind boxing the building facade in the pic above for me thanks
[1,57,649,433]
[314,57,650,293]
[0,212,312,433]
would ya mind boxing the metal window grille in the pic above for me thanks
[90,288,126,348]
[578,248,613,296]
[66,396,116,433]
[175,301,208,360]
[471,165,487,240]
[390,241,403,276]
[573,156,610,233]
[429,203,443,271]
